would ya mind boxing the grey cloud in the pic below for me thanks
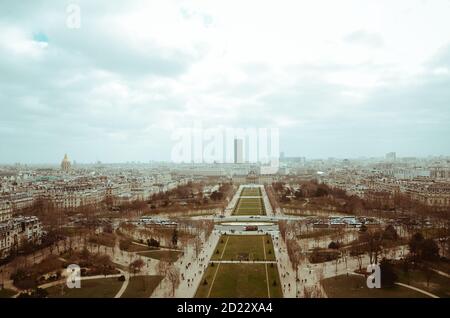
[0,1,449,162]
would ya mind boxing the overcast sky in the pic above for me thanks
[1,0,449,163]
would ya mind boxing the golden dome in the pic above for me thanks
[61,153,71,171]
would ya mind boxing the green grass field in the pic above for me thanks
[233,197,265,215]
[121,275,163,298]
[240,187,262,196]
[211,235,276,261]
[46,278,123,298]
[195,263,282,298]
[321,274,429,298]
[197,234,282,298]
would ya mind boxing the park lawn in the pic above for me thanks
[211,235,275,261]
[233,198,265,216]
[121,275,163,298]
[46,278,123,298]
[0,288,17,298]
[137,250,183,263]
[210,235,228,260]
[234,209,262,216]
[321,274,429,298]
[240,197,260,201]
[266,263,283,298]
[196,263,280,298]
[240,188,262,196]
[195,264,217,297]
[238,198,263,205]
[395,268,450,298]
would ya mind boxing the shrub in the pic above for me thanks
[382,225,399,241]
[328,241,340,249]
[147,238,160,248]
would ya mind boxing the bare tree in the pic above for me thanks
[279,221,287,242]
[194,236,202,258]
[351,244,364,271]
[365,231,383,265]
[157,260,169,285]
[286,238,302,297]
[167,266,180,296]
[129,258,145,276]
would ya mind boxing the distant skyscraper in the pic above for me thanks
[61,153,71,172]
[386,152,396,161]
[234,139,243,164]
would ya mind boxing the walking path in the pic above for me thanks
[431,268,450,279]
[260,185,274,216]
[224,186,243,216]
[114,271,130,298]
[273,234,297,297]
[394,282,439,298]
[38,272,124,290]
[151,230,220,298]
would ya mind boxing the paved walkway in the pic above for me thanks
[273,234,297,297]
[261,186,274,216]
[224,185,243,216]
[38,272,124,289]
[114,271,130,298]
[151,230,220,298]
[395,282,439,298]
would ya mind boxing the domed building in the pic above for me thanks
[246,170,258,184]
[61,154,71,172]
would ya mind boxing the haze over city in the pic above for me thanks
[1,0,450,164]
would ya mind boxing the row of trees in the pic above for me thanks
[272,180,449,218]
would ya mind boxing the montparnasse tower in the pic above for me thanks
[61,153,71,172]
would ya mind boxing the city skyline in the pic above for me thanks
[1,152,450,166]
